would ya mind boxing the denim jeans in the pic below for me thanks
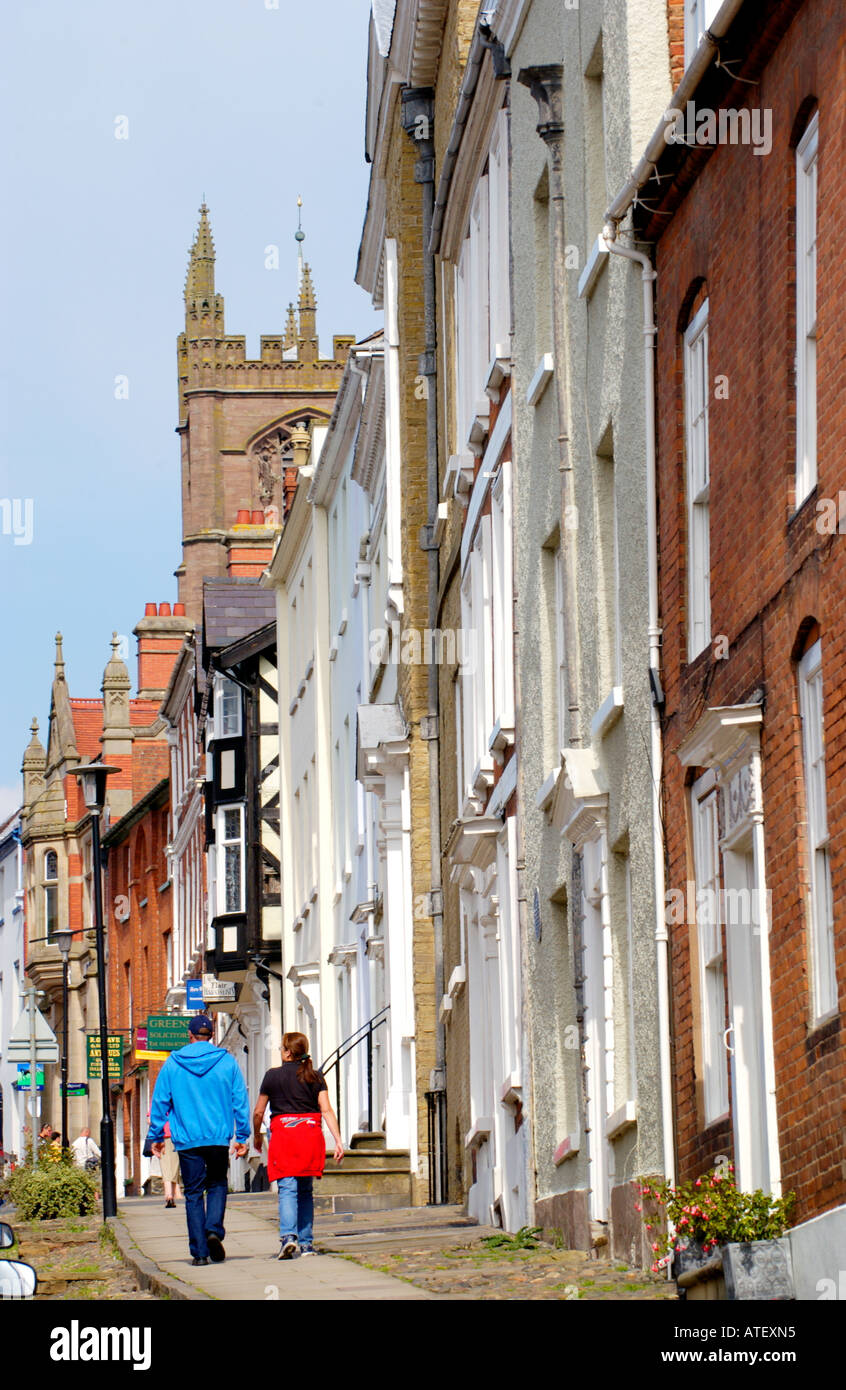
[177,1146,229,1259]
[277,1176,314,1248]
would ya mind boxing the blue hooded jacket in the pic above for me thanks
[148,1042,251,1150]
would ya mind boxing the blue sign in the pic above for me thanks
[14,1064,44,1090]
[185,979,204,1009]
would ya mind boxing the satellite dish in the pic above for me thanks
[0,1259,38,1299]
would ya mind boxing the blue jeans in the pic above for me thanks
[178,1146,229,1259]
[277,1176,314,1248]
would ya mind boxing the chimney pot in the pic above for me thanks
[236,508,250,525]
[144,602,157,616]
[174,603,186,617]
[158,602,172,617]
[251,509,265,525]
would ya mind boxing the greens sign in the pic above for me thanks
[146,1015,191,1052]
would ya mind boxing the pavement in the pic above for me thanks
[112,1194,674,1301]
[113,1193,438,1301]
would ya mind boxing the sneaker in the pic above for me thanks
[206,1232,226,1263]
[191,1257,210,1266]
[300,1247,318,1257]
[278,1238,299,1260]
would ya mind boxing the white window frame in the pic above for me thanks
[798,639,836,1020]
[216,803,245,916]
[684,0,721,68]
[487,107,511,363]
[553,539,567,753]
[43,849,58,939]
[691,771,729,1123]
[795,111,818,507]
[215,675,242,739]
[684,299,711,660]
[490,463,515,730]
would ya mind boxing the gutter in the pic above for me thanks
[604,0,748,227]
[429,19,509,256]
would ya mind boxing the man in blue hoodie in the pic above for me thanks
[148,1015,251,1266]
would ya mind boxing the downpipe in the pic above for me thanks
[602,224,675,1190]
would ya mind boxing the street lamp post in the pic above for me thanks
[55,928,73,1151]
[71,759,120,1219]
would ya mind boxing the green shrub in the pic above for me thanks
[4,1163,98,1220]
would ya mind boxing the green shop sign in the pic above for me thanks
[146,1015,191,1051]
[86,1034,124,1080]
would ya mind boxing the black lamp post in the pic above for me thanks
[71,759,120,1218]
[55,928,73,1151]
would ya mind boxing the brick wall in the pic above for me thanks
[654,0,845,1220]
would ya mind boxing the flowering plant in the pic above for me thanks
[637,1167,795,1274]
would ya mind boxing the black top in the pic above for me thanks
[259,1061,328,1117]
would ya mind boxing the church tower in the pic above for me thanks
[175,203,355,623]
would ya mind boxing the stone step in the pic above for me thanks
[348,1131,387,1151]
[333,1149,410,1173]
[316,1168,411,1199]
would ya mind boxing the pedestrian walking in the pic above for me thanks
[70,1127,101,1170]
[148,1015,250,1266]
[252,1032,344,1260]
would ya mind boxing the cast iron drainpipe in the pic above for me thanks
[601,223,675,1192]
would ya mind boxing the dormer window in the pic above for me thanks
[215,675,242,739]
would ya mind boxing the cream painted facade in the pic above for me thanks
[507,0,673,1257]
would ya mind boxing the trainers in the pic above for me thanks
[191,1257,210,1266]
[278,1238,299,1260]
[206,1232,226,1263]
[300,1247,318,1257]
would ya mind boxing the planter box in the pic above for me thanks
[674,1243,726,1301]
[722,1238,794,1301]
[674,1237,795,1301]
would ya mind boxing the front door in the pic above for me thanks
[723,841,771,1192]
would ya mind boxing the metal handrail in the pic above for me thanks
[320,1005,389,1134]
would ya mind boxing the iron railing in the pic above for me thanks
[320,1006,389,1135]
[425,1088,448,1204]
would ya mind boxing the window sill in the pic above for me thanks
[605,1100,637,1141]
[465,1118,493,1151]
[577,233,609,300]
[553,1135,580,1166]
[590,686,624,741]
[526,353,553,407]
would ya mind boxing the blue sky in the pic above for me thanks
[0,0,378,811]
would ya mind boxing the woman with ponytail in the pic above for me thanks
[252,1032,344,1259]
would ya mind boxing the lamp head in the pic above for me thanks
[71,760,120,812]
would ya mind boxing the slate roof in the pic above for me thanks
[202,578,276,656]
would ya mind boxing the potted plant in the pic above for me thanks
[638,1166,795,1301]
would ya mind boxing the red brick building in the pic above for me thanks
[21,604,189,1178]
[634,0,845,1283]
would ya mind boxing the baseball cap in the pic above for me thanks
[188,1015,214,1036]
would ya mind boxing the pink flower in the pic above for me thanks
[634,1202,642,1213]
[651,1263,659,1274]
[695,1178,702,1187]
[651,1242,659,1252]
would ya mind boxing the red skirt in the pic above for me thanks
[267,1112,326,1180]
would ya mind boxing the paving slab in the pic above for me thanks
[115,1196,436,1301]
